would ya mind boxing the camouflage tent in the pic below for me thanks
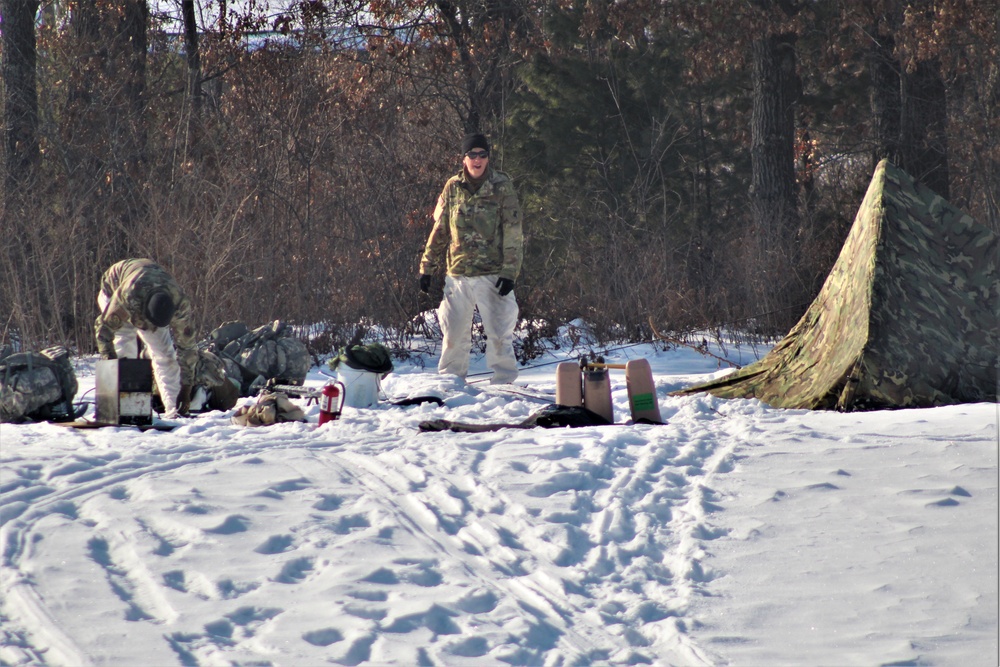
[675,159,999,410]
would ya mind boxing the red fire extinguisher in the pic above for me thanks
[318,381,346,425]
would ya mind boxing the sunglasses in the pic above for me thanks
[465,150,489,160]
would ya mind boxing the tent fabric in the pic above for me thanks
[675,159,998,411]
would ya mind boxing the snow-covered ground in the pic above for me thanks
[1,332,997,666]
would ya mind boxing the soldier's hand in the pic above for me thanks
[495,277,515,297]
[101,350,117,360]
[419,274,432,293]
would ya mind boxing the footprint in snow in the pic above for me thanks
[254,533,294,554]
[348,589,388,602]
[332,513,371,534]
[362,567,399,585]
[527,471,602,498]
[344,603,387,620]
[443,636,491,658]
[359,559,444,587]
[686,559,717,583]
[226,604,282,627]
[331,634,376,666]
[691,523,729,540]
[303,627,344,646]
[382,603,460,634]
[205,514,251,534]
[538,444,584,461]
[713,456,736,474]
[48,500,78,520]
[313,494,345,511]
[201,605,282,642]
[142,524,180,556]
[216,577,259,599]
[805,482,841,491]
[900,486,972,507]
[454,587,499,613]
[394,558,445,586]
[163,569,186,592]
[274,556,314,583]
[255,477,313,499]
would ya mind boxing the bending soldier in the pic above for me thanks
[94,258,198,418]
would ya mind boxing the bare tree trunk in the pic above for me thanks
[750,41,799,206]
[177,0,204,176]
[868,22,902,167]
[901,58,950,198]
[749,33,800,241]
[434,0,527,133]
[2,0,41,193]
[104,0,151,260]
[63,0,101,235]
[122,0,149,169]
[0,0,41,349]
[182,0,203,120]
[748,31,802,328]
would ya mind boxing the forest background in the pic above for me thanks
[2,0,998,362]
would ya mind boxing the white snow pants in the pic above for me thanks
[98,293,182,418]
[438,274,519,385]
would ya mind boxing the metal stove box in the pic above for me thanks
[95,358,153,425]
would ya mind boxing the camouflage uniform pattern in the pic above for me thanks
[419,168,523,281]
[195,348,230,389]
[94,258,199,387]
[675,159,999,410]
[236,335,311,387]
[0,347,78,422]
[193,348,240,411]
[151,349,234,401]
[207,320,311,395]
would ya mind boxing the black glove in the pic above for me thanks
[177,384,193,417]
[495,277,515,297]
[419,274,432,293]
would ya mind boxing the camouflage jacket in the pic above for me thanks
[94,258,198,386]
[419,167,523,281]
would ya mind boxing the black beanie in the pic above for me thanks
[145,289,176,328]
[461,133,490,155]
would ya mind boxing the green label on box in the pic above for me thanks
[631,392,655,411]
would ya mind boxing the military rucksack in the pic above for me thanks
[192,348,240,411]
[0,346,79,423]
[328,342,394,375]
[207,320,311,395]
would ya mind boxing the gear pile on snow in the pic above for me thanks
[0,346,78,423]
[207,320,311,396]
[231,391,308,427]
[419,403,612,433]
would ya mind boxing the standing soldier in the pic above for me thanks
[94,258,198,418]
[419,133,524,385]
